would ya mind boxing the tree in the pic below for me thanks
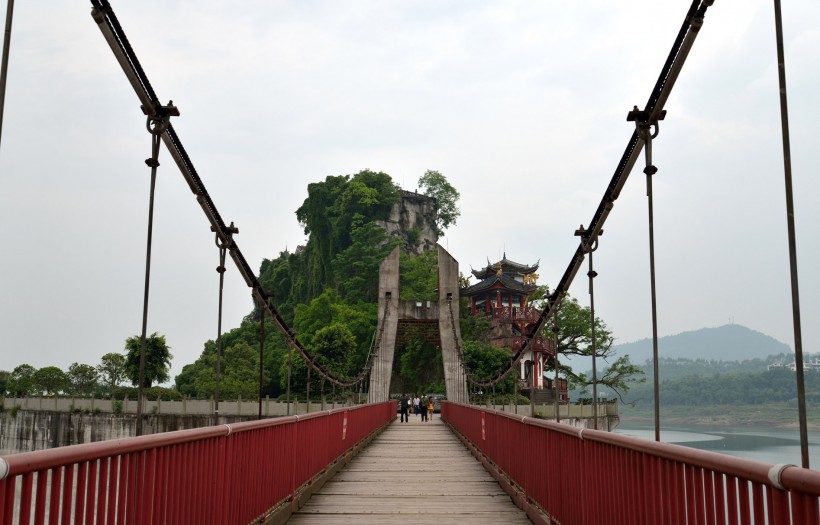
[395,335,445,394]
[280,323,358,395]
[293,289,377,369]
[331,220,401,303]
[8,364,37,396]
[532,287,645,401]
[418,170,460,235]
[32,366,69,395]
[294,170,401,300]
[0,370,9,395]
[97,353,127,397]
[124,333,173,388]
[68,362,99,396]
[462,340,517,393]
[175,318,290,399]
[310,323,357,377]
[399,249,438,302]
[190,342,269,400]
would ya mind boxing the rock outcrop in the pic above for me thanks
[376,190,438,255]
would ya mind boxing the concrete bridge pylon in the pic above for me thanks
[367,245,469,403]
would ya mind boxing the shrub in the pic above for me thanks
[112,386,138,400]
[113,400,123,414]
[112,386,182,401]
[143,387,183,401]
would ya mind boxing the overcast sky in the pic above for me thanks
[1,1,818,384]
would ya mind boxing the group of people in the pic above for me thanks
[399,394,435,422]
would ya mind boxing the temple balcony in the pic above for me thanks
[488,305,542,324]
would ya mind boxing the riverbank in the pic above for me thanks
[620,402,820,430]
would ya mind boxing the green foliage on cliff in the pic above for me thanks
[257,170,401,323]
[419,169,460,235]
[177,169,457,399]
[287,169,401,309]
[399,248,438,302]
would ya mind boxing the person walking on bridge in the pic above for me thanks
[400,394,410,423]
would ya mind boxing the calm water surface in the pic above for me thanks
[617,422,820,469]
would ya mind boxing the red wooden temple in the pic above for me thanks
[461,254,568,401]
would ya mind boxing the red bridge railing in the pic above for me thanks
[0,401,395,524]
[442,402,820,525]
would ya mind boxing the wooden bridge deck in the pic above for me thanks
[287,414,531,524]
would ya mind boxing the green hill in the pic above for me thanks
[614,324,791,365]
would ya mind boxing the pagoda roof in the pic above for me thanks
[471,253,539,280]
[461,272,538,296]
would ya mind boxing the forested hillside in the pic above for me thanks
[624,368,820,407]
[174,169,464,399]
[586,325,807,410]
[614,324,791,364]
[635,354,793,381]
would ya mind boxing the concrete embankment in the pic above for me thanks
[0,410,253,455]
[0,397,347,455]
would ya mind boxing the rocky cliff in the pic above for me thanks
[376,189,438,255]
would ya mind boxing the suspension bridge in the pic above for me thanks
[1,0,820,523]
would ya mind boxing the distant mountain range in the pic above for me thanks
[614,324,792,365]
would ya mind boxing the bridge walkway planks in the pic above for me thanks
[287,414,531,524]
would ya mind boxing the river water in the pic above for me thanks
[617,422,820,468]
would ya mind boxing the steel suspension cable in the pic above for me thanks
[286,344,292,415]
[589,241,599,429]
[575,225,602,428]
[553,303,560,423]
[135,115,166,436]
[306,365,311,413]
[529,362,535,417]
[445,297,470,403]
[637,121,662,442]
[258,308,264,419]
[773,0,808,469]
[0,0,14,153]
[214,239,227,417]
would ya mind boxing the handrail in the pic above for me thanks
[0,401,396,525]
[443,402,820,524]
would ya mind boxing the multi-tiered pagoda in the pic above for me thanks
[461,254,567,400]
